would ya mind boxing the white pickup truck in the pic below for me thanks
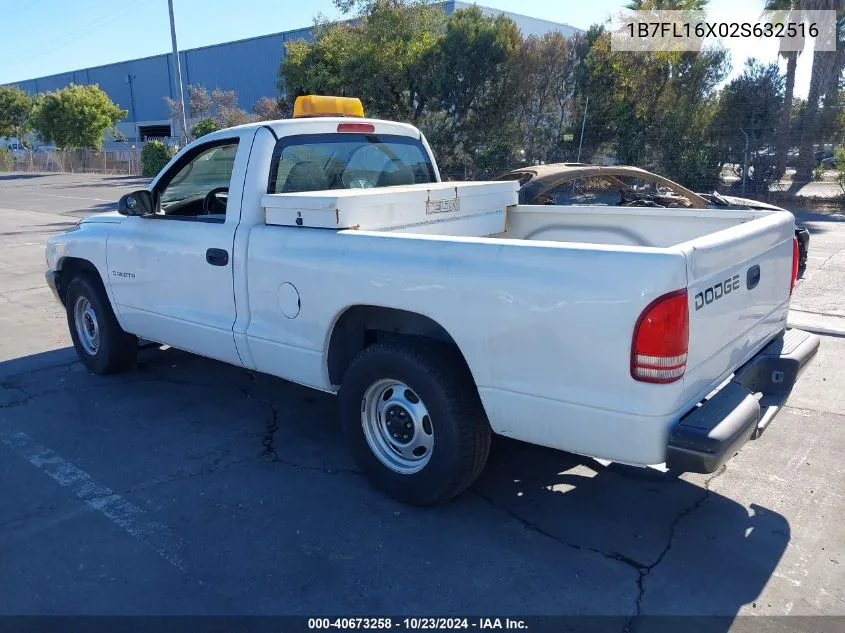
[45,96,819,505]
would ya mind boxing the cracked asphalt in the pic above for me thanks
[0,173,843,626]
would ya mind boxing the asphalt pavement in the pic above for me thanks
[0,173,843,628]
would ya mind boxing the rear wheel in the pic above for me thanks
[339,340,491,506]
[65,274,138,374]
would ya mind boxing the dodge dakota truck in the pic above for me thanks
[44,96,820,505]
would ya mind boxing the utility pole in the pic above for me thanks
[126,73,137,139]
[168,0,188,145]
[577,96,589,163]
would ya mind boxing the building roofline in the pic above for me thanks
[450,0,581,34]
[3,2,582,87]
[3,19,337,86]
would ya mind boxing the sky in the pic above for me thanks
[0,0,815,96]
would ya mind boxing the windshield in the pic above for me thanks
[268,133,436,194]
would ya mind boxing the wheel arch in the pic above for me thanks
[55,256,105,305]
[326,305,474,387]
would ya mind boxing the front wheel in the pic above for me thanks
[339,340,491,506]
[65,274,138,374]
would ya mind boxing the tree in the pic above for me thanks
[568,24,728,187]
[30,84,126,150]
[279,0,445,121]
[191,118,218,138]
[188,85,212,118]
[714,59,785,191]
[421,6,523,177]
[253,96,285,121]
[764,0,805,178]
[165,85,252,139]
[0,86,34,149]
[166,84,211,139]
[140,140,175,177]
[276,0,734,182]
[279,1,527,177]
[211,88,251,128]
[794,0,841,181]
[567,25,616,161]
[513,32,577,164]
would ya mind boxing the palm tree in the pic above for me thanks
[764,0,804,178]
[795,0,842,181]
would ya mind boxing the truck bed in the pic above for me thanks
[488,205,773,248]
[263,182,773,248]
[252,188,795,465]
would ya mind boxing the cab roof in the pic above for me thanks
[196,116,424,144]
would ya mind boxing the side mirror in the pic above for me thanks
[118,190,154,216]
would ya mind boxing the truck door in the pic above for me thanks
[106,130,255,366]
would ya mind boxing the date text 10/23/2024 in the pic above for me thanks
[307,618,528,630]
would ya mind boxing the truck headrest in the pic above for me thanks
[377,164,415,187]
[282,161,329,193]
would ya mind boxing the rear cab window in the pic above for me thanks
[267,133,436,194]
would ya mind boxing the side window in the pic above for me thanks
[155,141,239,222]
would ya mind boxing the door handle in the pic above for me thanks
[206,248,229,266]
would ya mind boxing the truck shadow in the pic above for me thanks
[0,346,790,622]
[0,173,49,181]
[63,176,151,188]
[477,438,790,623]
[792,208,845,240]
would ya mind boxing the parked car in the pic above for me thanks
[5,142,29,158]
[497,163,810,277]
[44,97,818,505]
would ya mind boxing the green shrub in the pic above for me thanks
[0,148,12,171]
[140,140,174,177]
[191,118,218,139]
[834,147,845,194]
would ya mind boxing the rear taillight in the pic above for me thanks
[790,236,799,295]
[631,289,689,383]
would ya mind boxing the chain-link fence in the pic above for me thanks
[4,137,180,175]
[7,148,142,175]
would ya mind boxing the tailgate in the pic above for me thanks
[677,210,796,404]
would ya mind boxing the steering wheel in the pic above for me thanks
[203,187,229,214]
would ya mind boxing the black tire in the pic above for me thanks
[339,340,491,506]
[65,273,138,374]
[796,228,810,278]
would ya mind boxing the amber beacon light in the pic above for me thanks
[293,95,365,118]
